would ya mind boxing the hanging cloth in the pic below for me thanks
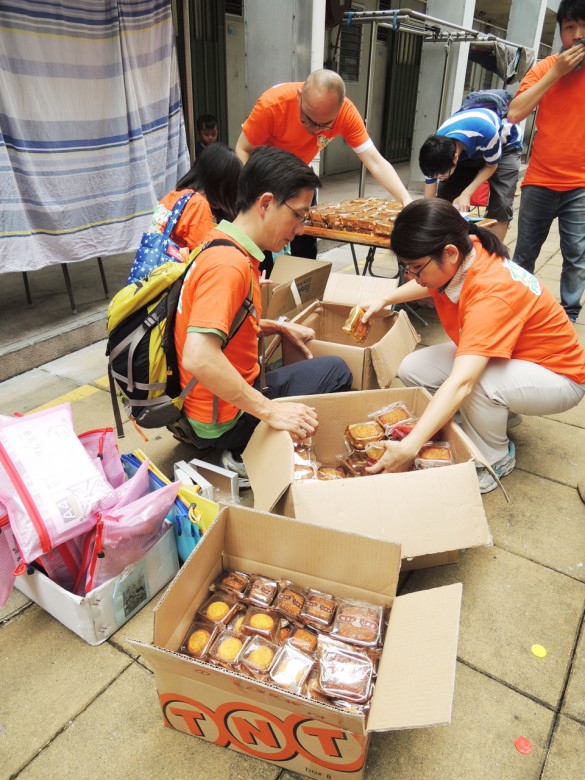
[0,0,190,273]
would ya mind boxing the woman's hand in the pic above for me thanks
[281,321,315,359]
[365,438,416,474]
[361,297,393,325]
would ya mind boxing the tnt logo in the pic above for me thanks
[160,693,366,773]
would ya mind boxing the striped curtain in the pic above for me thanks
[0,0,190,272]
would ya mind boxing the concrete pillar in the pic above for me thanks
[408,0,476,190]
[507,0,548,90]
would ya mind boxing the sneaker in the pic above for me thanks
[507,412,523,430]
[221,449,251,490]
[476,441,516,494]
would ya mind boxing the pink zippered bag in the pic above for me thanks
[0,403,115,563]
[0,511,23,607]
[78,427,125,489]
[83,479,179,594]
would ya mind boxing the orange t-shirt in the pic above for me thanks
[174,226,262,424]
[150,190,214,250]
[516,55,585,190]
[431,238,585,384]
[241,82,372,165]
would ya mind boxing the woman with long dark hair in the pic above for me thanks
[363,199,585,493]
[149,142,242,250]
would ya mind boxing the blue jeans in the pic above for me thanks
[513,185,585,321]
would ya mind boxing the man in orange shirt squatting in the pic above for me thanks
[236,69,412,260]
[509,0,585,322]
[173,146,352,485]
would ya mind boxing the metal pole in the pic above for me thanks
[437,37,453,127]
[359,19,378,197]
[181,0,195,160]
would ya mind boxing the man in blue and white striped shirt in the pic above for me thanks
[419,107,523,240]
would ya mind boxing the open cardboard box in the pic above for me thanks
[15,525,179,646]
[131,505,462,780]
[244,387,492,570]
[284,301,419,390]
[264,268,419,388]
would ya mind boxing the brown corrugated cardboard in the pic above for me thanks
[15,525,179,645]
[244,387,492,570]
[262,255,333,320]
[284,302,419,390]
[130,505,462,780]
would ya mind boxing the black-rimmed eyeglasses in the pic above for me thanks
[398,257,434,278]
[276,197,311,225]
[299,101,336,131]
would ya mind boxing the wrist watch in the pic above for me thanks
[275,315,289,331]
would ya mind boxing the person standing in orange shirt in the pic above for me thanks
[508,0,585,322]
[236,69,411,261]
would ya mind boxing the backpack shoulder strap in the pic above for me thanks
[163,191,195,238]
[194,238,257,347]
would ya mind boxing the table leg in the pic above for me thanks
[350,244,360,275]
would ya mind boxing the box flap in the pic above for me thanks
[270,255,332,286]
[323,273,398,306]
[264,256,332,320]
[243,426,293,512]
[290,464,492,559]
[370,310,420,388]
[367,583,462,732]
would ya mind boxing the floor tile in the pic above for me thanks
[402,546,584,708]
[0,605,131,779]
[542,715,585,780]
[16,662,281,780]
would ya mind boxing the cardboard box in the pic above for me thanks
[131,505,462,780]
[244,387,492,570]
[284,301,419,390]
[15,525,179,646]
[262,255,333,320]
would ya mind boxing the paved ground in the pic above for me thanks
[1,170,584,780]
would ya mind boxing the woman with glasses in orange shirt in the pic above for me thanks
[362,199,585,493]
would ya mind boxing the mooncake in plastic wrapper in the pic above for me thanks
[341,306,371,343]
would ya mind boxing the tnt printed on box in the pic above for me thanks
[131,505,462,780]
[244,387,492,570]
[15,525,179,645]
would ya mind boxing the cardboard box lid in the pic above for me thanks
[262,255,332,320]
[246,426,491,560]
[323,272,398,306]
[370,310,421,388]
[289,464,491,559]
[367,583,462,732]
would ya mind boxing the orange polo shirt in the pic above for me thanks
[516,55,585,190]
[432,238,585,383]
[241,82,372,165]
[174,222,263,427]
